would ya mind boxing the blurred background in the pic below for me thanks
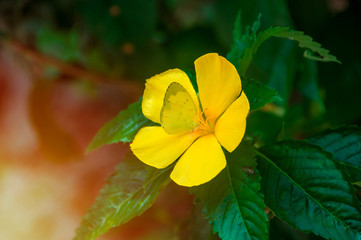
[0,0,360,239]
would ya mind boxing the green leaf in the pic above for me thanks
[271,28,341,63]
[243,77,282,110]
[246,111,284,145]
[74,154,171,240]
[242,27,340,74]
[86,99,152,153]
[227,12,261,75]
[193,142,268,240]
[227,14,340,77]
[257,141,361,240]
[308,125,361,183]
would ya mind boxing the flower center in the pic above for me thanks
[195,112,214,135]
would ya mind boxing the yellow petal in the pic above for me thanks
[170,134,226,187]
[195,53,241,122]
[142,69,199,123]
[130,126,193,169]
[214,92,250,152]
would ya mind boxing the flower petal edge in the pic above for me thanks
[170,134,226,187]
[130,126,194,169]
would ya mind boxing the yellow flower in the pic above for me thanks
[130,53,250,187]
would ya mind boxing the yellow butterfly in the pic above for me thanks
[160,82,198,134]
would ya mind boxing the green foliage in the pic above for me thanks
[86,99,153,153]
[243,26,340,75]
[308,125,361,183]
[227,13,340,77]
[192,141,268,240]
[242,78,282,110]
[3,0,360,239]
[74,154,171,240]
[226,11,338,111]
[271,27,341,63]
[79,6,353,240]
[227,12,261,76]
[257,141,361,240]
[246,111,284,145]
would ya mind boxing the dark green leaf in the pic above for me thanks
[271,28,341,63]
[86,99,152,153]
[308,125,361,183]
[227,12,262,75]
[269,217,310,240]
[192,142,268,240]
[243,27,340,74]
[257,141,361,240]
[227,14,340,77]
[246,111,284,145]
[243,78,282,110]
[74,154,171,240]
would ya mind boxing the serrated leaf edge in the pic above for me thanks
[256,146,361,237]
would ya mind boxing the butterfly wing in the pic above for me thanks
[160,82,198,134]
